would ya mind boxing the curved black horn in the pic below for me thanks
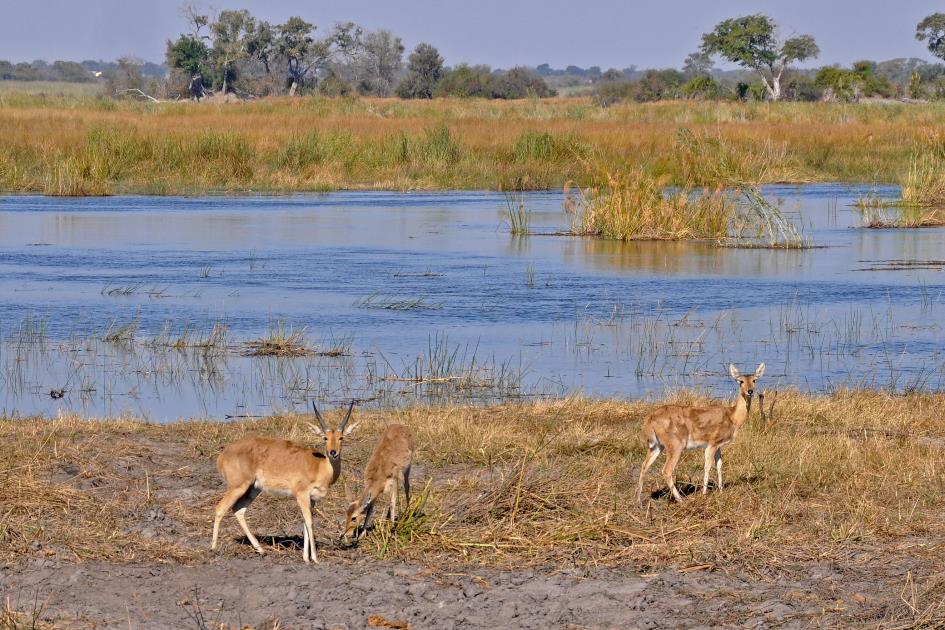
[312,400,328,433]
[339,400,355,431]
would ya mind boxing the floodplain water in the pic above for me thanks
[1,185,943,421]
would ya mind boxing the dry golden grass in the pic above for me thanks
[2,96,945,194]
[3,391,945,579]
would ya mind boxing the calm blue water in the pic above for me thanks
[1,185,942,420]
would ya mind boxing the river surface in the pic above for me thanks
[1,185,943,421]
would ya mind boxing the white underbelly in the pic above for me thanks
[254,480,293,496]
[685,439,708,450]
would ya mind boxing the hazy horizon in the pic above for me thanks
[1,1,943,69]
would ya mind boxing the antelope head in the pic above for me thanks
[342,497,371,544]
[307,400,358,462]
[729,362,765,405]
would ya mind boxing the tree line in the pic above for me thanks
[157,7,555,100]
[9,10,945,103]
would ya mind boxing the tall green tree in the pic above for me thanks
[210,9,255,94]
[700,14,819,100]
[166,34,209,99]
[396,43,443,99]
[276,18,361,95]
[245,20,275,74]
[916,13,945,60]
[356,29,404,95]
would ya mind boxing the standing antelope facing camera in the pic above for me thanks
[637,363,764,503]
[343,424,414,543]
[211,401,358,563]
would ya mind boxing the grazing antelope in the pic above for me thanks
[637,363,764,503]
[210,401,358,563]
[343,424,414,543]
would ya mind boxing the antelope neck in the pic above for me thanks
[328,454,341,483]
[731,392,750,426]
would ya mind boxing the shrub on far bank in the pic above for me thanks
[432,65,555,99]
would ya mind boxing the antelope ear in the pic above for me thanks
[754,363,766,378]
[342,420,360,436]
[729,364,740,378]
[307,422,326,437]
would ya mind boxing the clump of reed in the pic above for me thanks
[569,168,732,241]
[243,322,311,357]
[899,149,945,209]
[725,185,812,248]
[504,186,532,236]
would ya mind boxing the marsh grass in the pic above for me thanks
[243,322,311,357]
[725,185,812,248]
[855,205,945,228]
[900,150,945,208]
[571,168,733,241]
[1,97,941,194]
[3,392,945,628]
[102,317,139,344]
[504,188,531,236]
[376,334,522,397]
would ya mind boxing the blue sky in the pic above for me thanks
[1,0,942,68]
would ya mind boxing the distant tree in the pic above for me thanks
[245,20,275,74]
[435,64,494,97]
[275,16,316,95]
[700,14,819,100]
[851,60,894,97]
[210,9,256,94]
[916,14,945,61]
[682,51,713,78]
[396,43,443,98]
[276,18,361,95]
[594,79,635,106]
[166,34,210,99]
[490,67,555,99]
[354,29,404,95]
[634,69,683,102]
[601,68,622,82]
[51,60,91,82]
[681,75,721,100]
[815,66,861,102]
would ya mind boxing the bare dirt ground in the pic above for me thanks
[2,552,928,629]
[3,397,945,628]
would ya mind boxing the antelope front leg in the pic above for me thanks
[294,492,317,564]
[309,498,317,563]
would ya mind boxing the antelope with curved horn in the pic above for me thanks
[210,401,358,563]
[342,424,414,543]
[637,363,764,503]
